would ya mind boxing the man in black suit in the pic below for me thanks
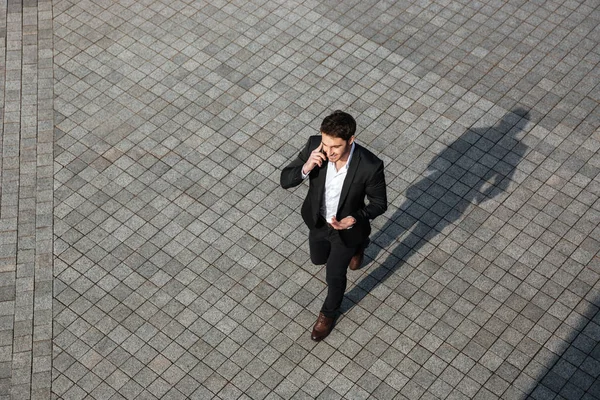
[280,110,387,341]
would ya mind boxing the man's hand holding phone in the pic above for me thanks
[302,142,327,175]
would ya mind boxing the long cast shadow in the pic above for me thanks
[342,108,530,312]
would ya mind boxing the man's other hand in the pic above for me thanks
[330,216,356,230]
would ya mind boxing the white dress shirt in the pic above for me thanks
[321,143,355,222]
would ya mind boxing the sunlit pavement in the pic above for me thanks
[0,0,599,399]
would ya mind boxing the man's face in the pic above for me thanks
[321,133,354,163]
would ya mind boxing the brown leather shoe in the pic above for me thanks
[348,247,365,270]
[311,313,334,341]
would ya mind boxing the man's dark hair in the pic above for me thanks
[320,110,356,141]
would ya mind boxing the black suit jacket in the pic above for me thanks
[281,135,387,247]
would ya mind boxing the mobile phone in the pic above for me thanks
[320,146,327,159]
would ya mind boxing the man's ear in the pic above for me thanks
[348,136,355,145]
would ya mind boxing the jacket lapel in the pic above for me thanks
[337,145,361,214]
[314,159,328,204]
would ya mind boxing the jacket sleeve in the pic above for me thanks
[280,138,313,189]
[351,159,387,223]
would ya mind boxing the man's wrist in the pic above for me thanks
[346,216,356,229]
[301,166,309,178]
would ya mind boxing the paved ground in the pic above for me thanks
[0,0,598,399]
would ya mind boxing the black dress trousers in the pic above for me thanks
[308,219,359,318]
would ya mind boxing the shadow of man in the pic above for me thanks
[342,108,530,313]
